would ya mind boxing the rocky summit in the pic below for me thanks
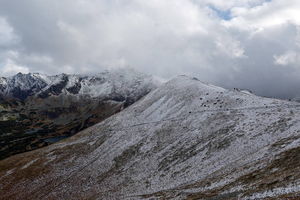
[1,75,300,199]
[0,69,158,160]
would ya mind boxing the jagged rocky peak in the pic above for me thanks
[0,72,48,100]
[0,69,159,101]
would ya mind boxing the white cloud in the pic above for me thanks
[0,17,19,46]
[215,36,246,58]
[274,51,300,66]
[228,0,300,30]
[197,0,268,10]
[1,58,29,76]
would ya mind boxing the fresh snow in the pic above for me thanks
[0,68,159,100]
[1,75,300,199]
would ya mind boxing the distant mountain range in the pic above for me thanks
[0,69,158,102]
[1,75,300,199]
[0,69,159,159]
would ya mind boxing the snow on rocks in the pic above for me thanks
[0,68,159,101]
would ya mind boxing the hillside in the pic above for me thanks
[1,75,300,199]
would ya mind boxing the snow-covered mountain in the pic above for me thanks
[0,73,47,100]
[1,75,300,199]
[0,69,158,102]
[0,69,159,160]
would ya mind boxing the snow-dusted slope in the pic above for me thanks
[0,68,158,101]
[1,75,300,199]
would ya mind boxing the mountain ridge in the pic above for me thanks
[0,69,158,101]
[1,75,300,199]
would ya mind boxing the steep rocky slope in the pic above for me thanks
[0,69,158,160]
[1,76,300,199]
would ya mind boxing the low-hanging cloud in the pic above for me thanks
[0,0,300,99]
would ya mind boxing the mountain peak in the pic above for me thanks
[166,75,224,92]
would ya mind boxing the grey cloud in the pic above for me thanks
[0,0,300,99]
[214,23,300,99]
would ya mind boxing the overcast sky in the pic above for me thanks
[0,0,300,98]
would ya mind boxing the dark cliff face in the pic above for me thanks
[38,75,69,98]
[66,81,82,94]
